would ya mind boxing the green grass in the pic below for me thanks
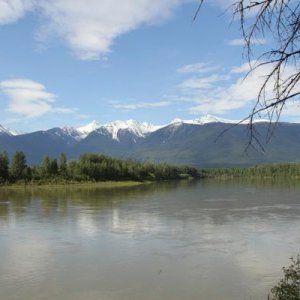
[0,180,146,190]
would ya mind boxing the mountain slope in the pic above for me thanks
[1,116,300,167]
[0,129,75,164]
[134,122,300,167]
[0,125,18,136]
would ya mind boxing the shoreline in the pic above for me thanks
[0,180,148,189]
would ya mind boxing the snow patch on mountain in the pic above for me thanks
[0,124,18,136]
[170,115,228,126]
[61,127,83,140]
[75,120,161,141]
[1,115,271,140]
[192,115,226,124]
[76,120,102,139]
[169,115,269,126]
[104,120,160,141]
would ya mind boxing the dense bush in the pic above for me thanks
[270,256,300,300]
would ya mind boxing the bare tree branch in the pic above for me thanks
[196,0,300,149]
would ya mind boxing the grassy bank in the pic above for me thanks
[0,180,147,189]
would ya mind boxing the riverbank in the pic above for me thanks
[0,180,148,190]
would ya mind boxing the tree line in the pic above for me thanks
[0,151,200,184]
[201,163,300,179]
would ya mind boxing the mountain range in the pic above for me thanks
[1,115,300,167]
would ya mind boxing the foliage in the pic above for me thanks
[0,152,9,182]
[9,151,28,181]
[271,256,300,300]
[58,153,67,176]
[40,155,51,178]
[201,162,300,178]
[0,151,200,184]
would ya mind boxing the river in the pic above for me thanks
[0,179,299,300]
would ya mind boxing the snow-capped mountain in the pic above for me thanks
[103,120,160,141]
[73,115,240,140]
[74,119,161,141]
[1,115,269,141]
[169,115,269,126]
[61,127,83,140]
[0,124,18,136]
[170,115,223,126]
[76,120,102,139]
[1,114,295,167]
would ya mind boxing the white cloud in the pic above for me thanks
[227,38,267,46]
[281,102,300,117]
[184,62,300,115]
[0,0,35,25]
[113,100,171,110]
[0,1,264,60]
[0,78,80,118]
[177,62,219,74]
[0,0,188,60]
[39,0,188,60]
[230,62,252,74]
[179,74,230,91]
[187,71,268,114]
[1,79,56,117]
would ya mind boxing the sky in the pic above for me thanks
[0,0,299,132]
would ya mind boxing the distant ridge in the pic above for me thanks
[6,114,270,138]
[0,115,299,167]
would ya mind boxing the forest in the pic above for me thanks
[202,163,300,178]
[0,151,200,184]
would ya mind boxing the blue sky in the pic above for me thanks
[0,0,297,132]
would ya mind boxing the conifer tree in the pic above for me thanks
[58,153,67,177]
[50,159,58,176]
[0,152,9,182]
[10,151,27,181]
[40,155,51,178]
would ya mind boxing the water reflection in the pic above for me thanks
[0,179,299,300]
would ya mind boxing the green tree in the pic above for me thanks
[49,159,58,176]
[0,152,9,182]
[68,160,82,180]
[10,151,27,181]
[40,155,51,178]
[270,256,300,300]
[58,153,67,176]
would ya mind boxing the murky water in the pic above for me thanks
[0,179,299,300]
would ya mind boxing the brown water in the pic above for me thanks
[0,179,299,300]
